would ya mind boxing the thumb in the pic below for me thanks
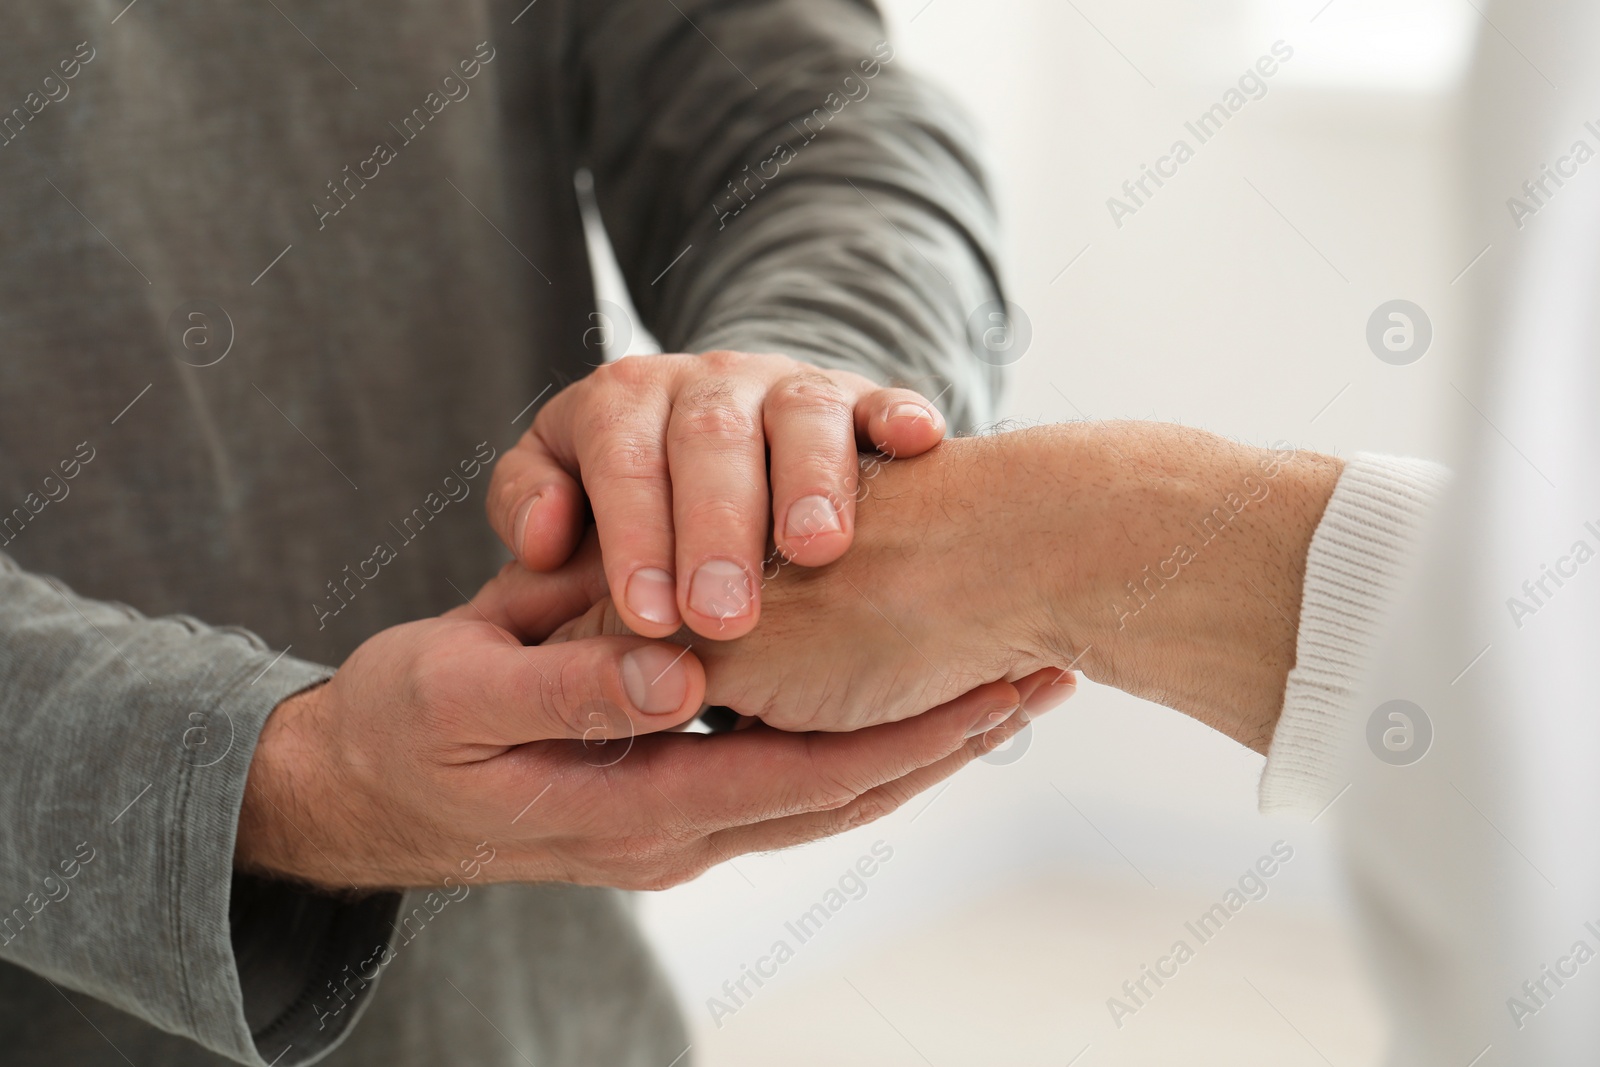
[439,625,704,745]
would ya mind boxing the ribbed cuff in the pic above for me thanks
[1259,454,1452,817]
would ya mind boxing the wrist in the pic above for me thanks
[236,681,328,884]
[976,428,1097,666]
[918,434,1070,673]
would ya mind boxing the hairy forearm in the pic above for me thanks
[1013,423,1344,751]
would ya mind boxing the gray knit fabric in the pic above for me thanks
[0,1,1001,1063]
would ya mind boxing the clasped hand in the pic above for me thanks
[239,352,1060,893]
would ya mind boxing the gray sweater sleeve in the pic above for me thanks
[0,552,401,1065]
[576,0,1006,431]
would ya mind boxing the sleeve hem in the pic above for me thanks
[1259,453,1452,817]
[170,648,387,1066]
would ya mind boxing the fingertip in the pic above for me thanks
[682,559,761,640]
[969,704,1032,758]
[620,642,705,726]
[865,389,946,457]
[619,566,684,638]
[1023,670,1076,716]
[516,484,585,571]
[776,494,851,566]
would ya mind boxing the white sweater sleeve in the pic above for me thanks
[1257,453,1452,816]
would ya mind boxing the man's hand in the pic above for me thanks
[234,541,1028,891]
[487,351,947,642]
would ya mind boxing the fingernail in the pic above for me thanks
[626,568,678,626]
[512,494,540,561]
[1025,673,1076,716]
[965,705,1020,739]
[689,559,754,621]
[622,645,689,715]
[785,495,842,540]
[888,402,934,425]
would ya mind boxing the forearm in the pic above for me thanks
[1008,423,1346,752]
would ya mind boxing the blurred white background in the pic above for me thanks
[593,1,1489,1063]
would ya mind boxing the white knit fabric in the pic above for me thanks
[1257,453,1451,816]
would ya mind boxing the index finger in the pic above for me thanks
[487,386,591,572]
[536,358,685,639]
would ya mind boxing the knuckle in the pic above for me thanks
[672,374,752,435]
[618,835,666,872]
[771,372,848,413]
[801,740,870,813]
[802,776,861,815]
[584,411,665,485]
[672,403,752,447]
[593,437,664,488]
[407,641,469,730]
[547,655,603,734]
[679,495,757,532]
[407,640,453,703]
[585,597,632,639]
[810,787,858,814]
[589,394,645,440]
[595,353,659,391]
[697,350,747,375]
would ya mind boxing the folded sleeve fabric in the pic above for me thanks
[0,552,400,1065]
[1258,454,1453,816]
